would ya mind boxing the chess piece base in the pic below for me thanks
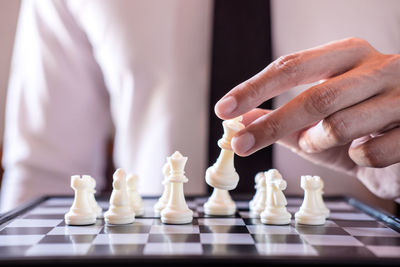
[161,208,193,224]
[203,201,236,216]
[205,166,239,191]
[104,208,135,225]
[260,209,291,225]
[65,212,96,226]
[295,211,325,225]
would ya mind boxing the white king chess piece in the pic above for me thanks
[295,175,326,225]
[127,174,145,217]
[161,151,193,224]
[205,116,245,190]
[65,175,97,225]
[260,169,291,225]
[154,162,171,215]
[203,188,236,216]
[104,168,135,225]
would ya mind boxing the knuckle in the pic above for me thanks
[262,117,282,141]
[356,143,386,168]
[380,54,400,76]
[273,54,302,83]
[322,116,350,144]
[304,85,339,116]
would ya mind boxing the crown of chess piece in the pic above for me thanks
[260,169,291,225]
[154,162,172,215]
[127,173,145,217]
[295,175,326,225]
[65,175,97,225]
[203,188,236,216]
[161,151,193,224]
[104,168,135,225]
[84,175,103,219]
[205,116,244,190]
[249,172,265,212]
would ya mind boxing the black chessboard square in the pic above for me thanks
[252,234,305,244]
[88,244,145,256]
[101,225,151,234]
[202,244,258,255]
[295,225,349,235]
[312,245,375,257]
[199,225,249,234]
[0,227,53,235]
[197,212,241,218]
[148,234,200,243]
[355,236,400,246]
[38,235,96,244]
[243,218,262,225]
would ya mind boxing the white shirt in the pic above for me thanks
[2,0,399,211]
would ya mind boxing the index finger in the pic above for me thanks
[215,38,375,120]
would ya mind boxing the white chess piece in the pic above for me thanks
[250,172,267,216]
[203,188,236,216]
[104,168,135,225]
[205,117,244,190]
[315,176,330,218]
[154,162,171,215]
[295,175,326,225]
[260,169,291,225]
[249,172,264,211]
[84,175,103,218]
[127,173,145,217]
[161,151,193,224]
[65,175,97,225]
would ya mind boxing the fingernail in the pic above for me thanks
[232,132,255,154]
[215,96,237,116]
[299,136,313,153]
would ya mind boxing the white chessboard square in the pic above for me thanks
[0,235,44,246]
[200,233,255,244]
[48,225,103,235]
[329,212,374,221]
[301,234,363,246]
[367,245,400,258]
[150,225,200,234]
[93,234,148,244]
[247,225,298,235]
[256,243,318,256]
[28,207,69,215]
[343,227,400,237]
[6,219,63,228]
[26,244,91,256]
[134,218,156,226]
[143,243,202,255]
[198,218,245,226]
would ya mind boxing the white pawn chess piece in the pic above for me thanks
[154,162,171,215]
[84,175,103,218]
[65,175,97,225]
[203,188,236,216]
[295,175,326,225]
[314,176,330,218]
[127,174,145,217]
[249,172,265,211]
[260,169,291,225]
[205,116,245,190]
[161,151,193,224]
[104,168,135,225]
[250,172,267,216]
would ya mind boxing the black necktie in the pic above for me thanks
[208,0,273,194]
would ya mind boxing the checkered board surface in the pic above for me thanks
[0,196,399,264]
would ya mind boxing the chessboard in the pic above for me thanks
[0,195,399,265]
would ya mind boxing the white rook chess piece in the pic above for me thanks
[295,175,326,225]
[315,176,330,218]
[161,151,193,224]
[203,188,236,216]
[127,174,145,217]
[104,168,135,225]
[249,172,265,211]
[65,175,97,225]
[250,172,267,216]
[260,169,291,225]
[205,117,244,190]
[84,175,103,219]
[154,162,171,215]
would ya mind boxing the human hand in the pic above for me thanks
[215,38,400,198]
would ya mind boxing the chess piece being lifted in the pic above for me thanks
[154,162,171,215]
[65,175,97,225]
[260,169,291,225]
[84,175,103,219]
[104,168,135,225]
[295,175,326,225]
[203,188,236,216]
[161,151,193,224]
[205,117,245,190]
[127,174,145,217]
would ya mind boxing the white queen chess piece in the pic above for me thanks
[203,188,236,216]
[161,151,193,224]
[295,175,326,225]
[104,168,135,225]
[260,169,291,225]
[84,175,103,219]
[205,116,245,190]
[127,174,145,217]
[154,162,171,215]
[65,175,97,225]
